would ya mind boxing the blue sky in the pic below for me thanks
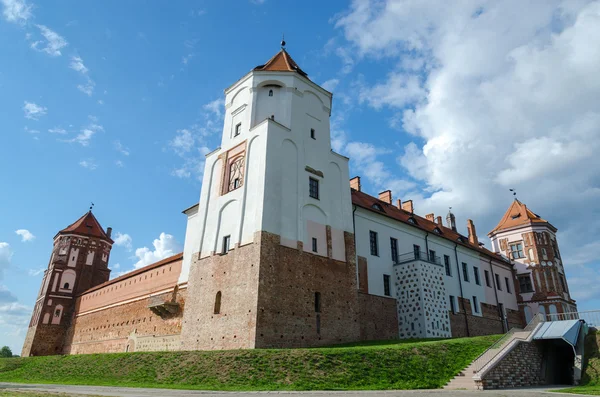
[2,0,600,353]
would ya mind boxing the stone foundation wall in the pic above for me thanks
[63,288,186,354]
[358,292,398,341]
[254,231,361,348]
[477,341,545,389]
[179,234,262,351]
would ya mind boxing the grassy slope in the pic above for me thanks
[0,335,499,391]
[559,330,600,395]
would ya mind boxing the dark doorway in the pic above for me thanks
[542,340,575,385]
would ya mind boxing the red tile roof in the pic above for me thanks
[56,211,113,242]
[80,252,183,296]
[253,49,309,78]
[351,189,509,264]
[488,199,555,236]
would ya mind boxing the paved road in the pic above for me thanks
[0,383,582,397]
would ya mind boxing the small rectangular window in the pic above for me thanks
[222,235,230,254]
[312,237,318,253]
[495,273,502,291]
[449,295,457,314]
[310,128,315,140]
[309,177,319,199]
[462,262,469,282]
[413,244,420,259]
[444,255,452,276]
[484,270,491,287]
[509,243,525,259]
[369,231,379,256]
[473,296,480,313]
[473,266,481,285]
[560,275,567,292]
[383,274,391,296]
[390,238,398,263]
[429,249,436,263]
[518,274,534,293]
[234,123,241,137]
[505,277,512,294]
[315,292,321,313]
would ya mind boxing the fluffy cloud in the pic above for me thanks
[15,229,35,242]
[65,116,103,146]
[69,55,88,74]
[79,159,98,170]
[23,101,47,120]
[335,0,600,307]
[0,285,31,354]
[0,242,13,279]
[113,232,132,251]
[113,140,130,156]
[48,127,67,134]
[30,24,67,56]
[1,0,31,23]
[132,233,182,270]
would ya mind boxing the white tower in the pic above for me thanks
[179,47,353,284]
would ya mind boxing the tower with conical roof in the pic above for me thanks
[179,44,358,349]
[22,211,114,356]
[488,199,577,323]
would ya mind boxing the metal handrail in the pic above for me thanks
[472,313,543,374]
[546,310,600,327]
[395,251,441,266]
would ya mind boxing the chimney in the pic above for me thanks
[401,200,414,214]
[425,213,435,222]
[436,216,443,226]
[467,219,478,246]
[446,209,457,232]
[378,190,392,204]
[396,199,402,209]
[106,227,112,238]
[350,176,361,191]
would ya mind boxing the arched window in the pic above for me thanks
[214,291,222,314]
[549,304,558,320]
[227,156,245,192]
[52,305,63,325]
[538,305,547,320]
[268,89,273,97]
[60,269,76,292]
[42,312,50,324]
[63,282,70,290]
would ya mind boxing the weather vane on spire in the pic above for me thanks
[89,202,95,211]
[281,34,286,49]
[509,189,517,199]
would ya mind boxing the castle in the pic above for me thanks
[22,47,577,356]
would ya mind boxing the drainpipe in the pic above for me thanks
[352,206,358,288]
[488,258,503,332]
[424,231,430,259]
[454,243,470,337]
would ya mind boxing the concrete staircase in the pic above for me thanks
[444,330,533,390]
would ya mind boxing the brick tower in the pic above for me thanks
[488,199,577,323]
[22,211,113,356]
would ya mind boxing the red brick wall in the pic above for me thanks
[254,231,361,348]
[449,297,524,337]
[358,292,398,341]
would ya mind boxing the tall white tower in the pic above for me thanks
[179,47,353,284]
[179,45,359,350]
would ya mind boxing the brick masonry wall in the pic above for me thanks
[478,341,545,389]
[179,233,262,351]
[63,288,186,354]
[358,292,398,341]
[254,231,361,348]
[449,297,524,338]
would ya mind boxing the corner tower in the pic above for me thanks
[488,199,577,323]
[179,45,358,350]
[22,211,113,356]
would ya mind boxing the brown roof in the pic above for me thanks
[488,199,555,236]
[80,252,183,296]
[351,189,509,264]
[253,49,309,78]
[56,211,113,243]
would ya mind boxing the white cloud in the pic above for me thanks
[77,78,95,96]
[15,229,35,242]
[24,126,39,134]
[335,0,600,307]
[27,268,44,276]
[115,160,124,167]
[113,140,130,156]
[1,0,32,23]
[169,129,195,156]
[132,233,182,270]
[79,159,97,170]
[31,24,68,56]
[0,285,31,354]
[0,242,13,279]
[48,127,67,134]
[321,78,340,92]
[114,232,132,251]
[23,101,47,120]
[69,55,88,74]
[65,116,103,146]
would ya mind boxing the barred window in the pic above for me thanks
[309,178,319,199]
[369,231,379,256]
[462,262,469,282]
[383,274,391,296]
[390,238,398,263]
[228,156,245,192]
[444,255,452,276]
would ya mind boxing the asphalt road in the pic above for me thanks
[0,383,582,397]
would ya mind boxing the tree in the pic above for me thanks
[0,346,12,358]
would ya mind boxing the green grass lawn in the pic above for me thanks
[557,330,600,395]
[0,335,499,391]
[0,393,102,397]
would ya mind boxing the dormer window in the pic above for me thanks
[407,217,416,224]
[268,89,273,97]
[511,213,521,220]
[371,203,384,212]
[433,227,442,234]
